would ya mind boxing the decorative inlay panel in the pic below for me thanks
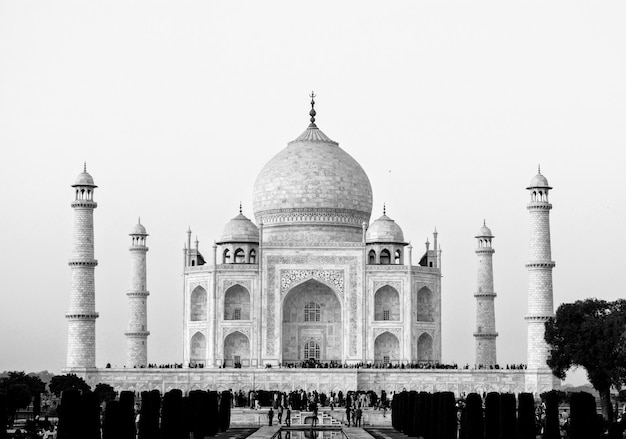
[373,281,402,293]
[223,326,252,339]
[373,327,402,339]
[223,280,252,291]
[189,281,208,292]
[280,269,344,298]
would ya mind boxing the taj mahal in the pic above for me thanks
[65,96,559,394]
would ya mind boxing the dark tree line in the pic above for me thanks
[391,389,616,439]
[53,388,231,439]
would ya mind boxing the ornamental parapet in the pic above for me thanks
[475,248,495,254]
[71,201,98,208]
[264,242,364,248]
[217,264,259,271]
[257,207,368,227]
[66,312,99,320]
[68,259,98,267]
[525,262,556,268]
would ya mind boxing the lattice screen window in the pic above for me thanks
[233,308,241,320]
[304,341,321,360]
[304,302,321,322]
[383,309,390,321]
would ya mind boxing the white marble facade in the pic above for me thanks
[182,114,442,369]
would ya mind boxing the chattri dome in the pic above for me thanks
[527,171,551,189]
[72,165,97,188]
[252,113,373,242]
[217,212,259,244]
[476,223,493,238]
[130,221,148,236]
[366,214,405,244]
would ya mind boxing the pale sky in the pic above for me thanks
[1,1,625,386]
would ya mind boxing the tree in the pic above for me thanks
[545,298,626,420]
[0,371,46,421]
[49,374,90,397]
[94,383,117,403]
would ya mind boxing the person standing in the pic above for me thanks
[268,408,274,426]
[346,405,352,427]
[355,407,362,427]
[285,406,291,426]
[278,405,284,424]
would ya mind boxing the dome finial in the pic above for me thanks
[483,219,486,227]
[239,201,242,215]
[138,216,141,225]
[309,91,317,127]
[383,203,386,216]
[538,164,541,174]
[83,162,87,172]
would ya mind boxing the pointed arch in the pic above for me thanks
[374,331,400,364]
[374,285,400,321]
[417,286,434,322]
[368,249,376,265]
[190,332,206,364]
[224,284,250,320]
[417,332,434,363]
[223,331,250,367]
[380,249,391,265]
[190,286,207,321]
[281,279,342,363]
[234,248,245,264]
[223,249,231,264]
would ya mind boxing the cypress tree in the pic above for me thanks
[148,390,161,439]
[485,392,501,439]
[439,391,457,439]
[219,391,231,432]
[0,393,8,439]
[81,390,101,439]
[406,391,418,437]
[119,391,136,439]
[138,391,151,439]
[517,393,536,439]
[415,392,429,438]
[160,389,185,439]
[102,400,122,439]
[428,392,441,439]
[498,393,516,439]
[391,393,398,430]
[543,390,560,439]
[463,393,484,439]
[207,391,220,437]
[57,389,82,439]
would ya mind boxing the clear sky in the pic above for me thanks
[1,1,625,386]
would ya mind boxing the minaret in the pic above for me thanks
[125,219,150,367]
[474,221,498,367]
[525,168,555,369]
[66,164,99,369]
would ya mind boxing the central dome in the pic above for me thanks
[253,123,373,243]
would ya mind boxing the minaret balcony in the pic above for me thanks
[525,261,556,268]
[71,200,98,208]
[68,259,98,267]
[65,312,99,320]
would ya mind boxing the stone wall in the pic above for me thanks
[76,368,559,396]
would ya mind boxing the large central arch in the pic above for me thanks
[281,278,342,363]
